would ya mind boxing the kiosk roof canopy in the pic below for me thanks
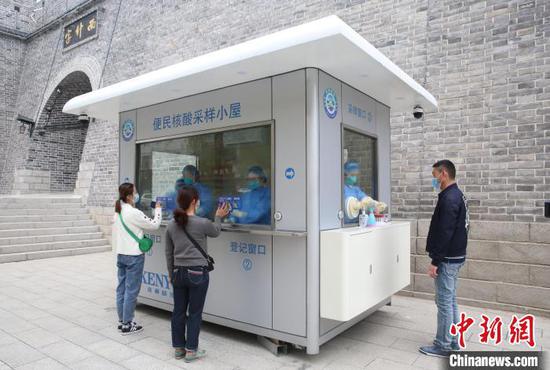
[63,15,437,121]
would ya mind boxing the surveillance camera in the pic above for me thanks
[78,114,89,123]
[413,105,424,119]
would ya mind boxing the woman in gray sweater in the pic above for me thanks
[165,185,229,362]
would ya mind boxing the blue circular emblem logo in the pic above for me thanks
[323,88,338,119]
[285,168,295,180]
[242,258,253,272]
[122,119,135,142]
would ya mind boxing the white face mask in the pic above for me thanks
[195,200,201,211]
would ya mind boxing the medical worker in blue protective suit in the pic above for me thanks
[230,166,271,225]
[174,165,214,218]
[343,161,387,223]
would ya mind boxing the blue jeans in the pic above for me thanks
[434,261,464,350]
[116,254,145,324]
[171,266,209,351]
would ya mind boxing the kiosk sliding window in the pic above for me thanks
[342,128,378,225]
[136,125,272,227]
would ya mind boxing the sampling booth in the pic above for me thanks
[64,16,437,354]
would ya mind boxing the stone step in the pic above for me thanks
[0,219,95,230]
[0,245,112,263]
[0,225,100,238]
[0,214,91,223]
[0,207,86,216]
[0,239,109,254]
[412,237,550,266]
[0,201,83,209]
[412,272,550,311]
[0,232,104,246]
[0,195,81,203]
[413,254,550,287]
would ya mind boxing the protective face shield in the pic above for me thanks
[247,179,261,190]
[182,165,199,184]
[345,196,362,220]
[345,175,358,186]
[247,166,267,184]
[344,161,360,187]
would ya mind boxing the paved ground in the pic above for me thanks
[0,252,547,370]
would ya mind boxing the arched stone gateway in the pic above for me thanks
[22,71,92,193]
[1,67,111,263]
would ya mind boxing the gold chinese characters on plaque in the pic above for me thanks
[64,10,97,49]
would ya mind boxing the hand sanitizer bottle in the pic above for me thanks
[358,208,367,228]
[367,208,376,227]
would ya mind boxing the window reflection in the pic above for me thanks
[342,129,377,225]
[136,125,272,227]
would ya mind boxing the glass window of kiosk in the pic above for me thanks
[136,124,272,227]
[342,128,378,225]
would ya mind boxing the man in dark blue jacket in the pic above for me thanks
[420,160,469,358]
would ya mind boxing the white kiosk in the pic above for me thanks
[64,16,437,355]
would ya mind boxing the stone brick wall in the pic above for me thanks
[87,0,549,223]
[12,169,50,194]
[0,0,90,33]
[0,34,25,193]
[0,0,34,33]
[25,71,91,192]
[404,219,550,317]
[0,0,548,314]
[390,0,549,223]
[0,1,118,196]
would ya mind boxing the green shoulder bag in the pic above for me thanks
[118,213,154,253]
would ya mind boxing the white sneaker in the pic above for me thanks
[121,322,143,335]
